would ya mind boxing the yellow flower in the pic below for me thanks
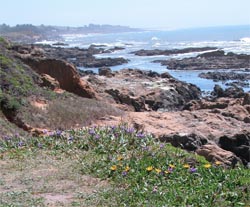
[146,166,154,172]
[204,163,212,169]
[110,165,117,171]
[164,170,169,174]
[125,166,130,172]
[169,164,175,168]
[117,156,123,161]
[155,168,161,174]
[183,164,190,169]
[215,161,222,165]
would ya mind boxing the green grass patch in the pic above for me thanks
[0,125,249,206]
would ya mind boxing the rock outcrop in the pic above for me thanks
[93,95,250,166]
[22,58,97,99]
[84,69,201,111]
[196,144,240,167]
[219,131,250,165]
[154,50,250,70]
[132,47,217,56]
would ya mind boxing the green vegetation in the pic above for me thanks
[0,125,249,206]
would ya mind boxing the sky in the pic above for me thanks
[0,0,250,29]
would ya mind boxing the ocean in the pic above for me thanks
[59,25,250,92]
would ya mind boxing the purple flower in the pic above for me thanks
[18,141,24,148]
[3,136,11,141]
[136,133,145,139]
[37,143,43,148]
[189,167,197,173]
[126,128,134,134]
[88,129,95,135]
[160,143,165,149]
[68,136,74,141]
[122,171,128,176]
[168,167,173,173]
[42,129,48,134]
[152,186,158,193]
[95,135,100,140]
[56,130,62,136]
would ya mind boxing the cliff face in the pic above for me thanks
[22,58,97,99]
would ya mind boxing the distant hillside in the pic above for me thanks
[0,24,143,43]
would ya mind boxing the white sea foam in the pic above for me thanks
[151,36,160,41]
[34,40,58,45]
[240,37,250,43]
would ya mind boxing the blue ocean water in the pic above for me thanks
[61,25,250,92]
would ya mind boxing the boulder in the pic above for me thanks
[219,132,250,165]
[98,67,113,77]
[196,143,240,167]
[243,93,250,105]
[212,85,245,98]
[159,133,208,151]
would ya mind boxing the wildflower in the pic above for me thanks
[122,171,128,176]
[95,134,100,140]
[37,143,43,149]
[42,129,48,134]
[117,155,123,161]
[160,143,165,149]
[169,164,175,168]
[152,186,158,193]
[56,130,62,136]
[155,168,162,174]
[146,166,154,172]
[110,165,117,171]
[215,161,222,165]
[164,170,169,174]
[125,166,130,172]
[126,128,134,134]
[17,141,24,148]
[183,164,190,169]
[88,129,95,135]
[3,136,11,141]
[68,136,74,143]
[136,133,145,139]
[168,167,174,173]
[189,167,197,173]
[204,163,212,169]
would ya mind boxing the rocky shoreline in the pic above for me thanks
[131,47,217,56]
[12,44,128,68]
[153,50,250,70]
[1,40,249,167]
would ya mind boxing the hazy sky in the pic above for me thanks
[1,0,250,29]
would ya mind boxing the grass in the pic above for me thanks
[19,92,122,130]
[0,125,249,206]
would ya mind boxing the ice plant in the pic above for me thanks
[204,163,212,169]
[110,165,117,171]
[146,166,154,172]
[117,155,123,161]
[169,164,175,168]
[183,164,190,169]
[155,168,162,174]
